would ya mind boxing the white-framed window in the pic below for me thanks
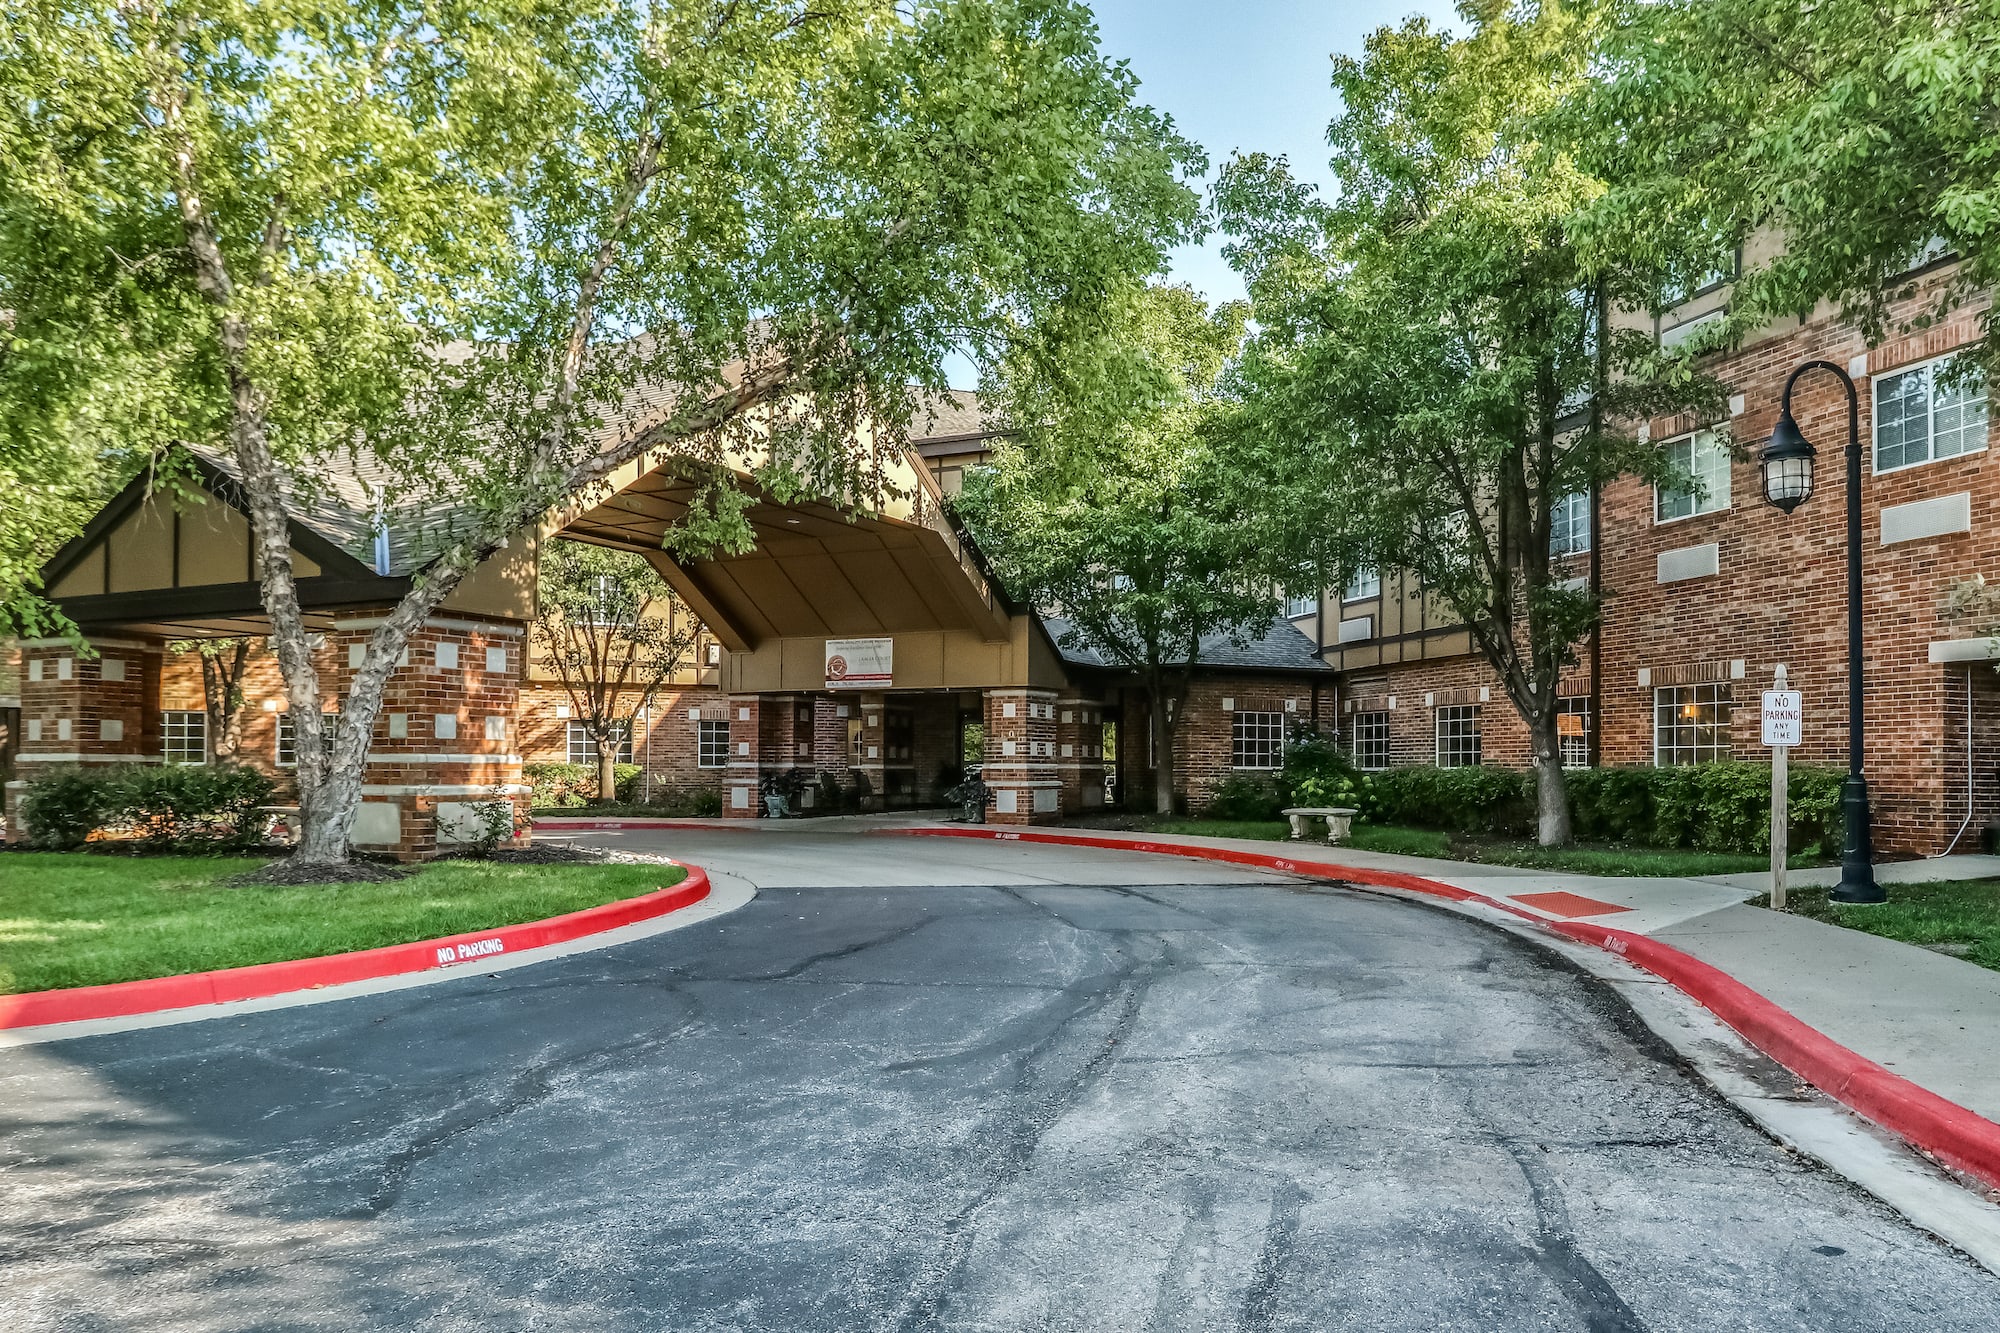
[1550,491,1591,556]
[162,710,207,765]
[1874,354,1988,473]
[1655,430,1730,523]
[566,720,633,765]
[1231,711,1285,770]
[1654,684,1732,766]
[697,719,730,769]
[1342,566,1380,602]
[1435,705,1481,768]
[1284,590,1317,619]
[276,712,337,768]
[1351,711,1390,772]
[1557,696,1591,769]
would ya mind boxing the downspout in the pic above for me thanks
[1941,667,1977,856]
[1587,481,1603,768]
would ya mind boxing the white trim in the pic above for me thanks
[1930,638,2000,665]
[17,637,164,652]
[14,753,163,764]
[330,615,526,636]
[364,752,524,764]
[1653,428,1732,525]
[1872,349,1990,476]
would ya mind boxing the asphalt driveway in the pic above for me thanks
[4,829,1998,1331]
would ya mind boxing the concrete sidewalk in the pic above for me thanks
[989,824,2000,1129]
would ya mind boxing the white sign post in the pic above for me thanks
[1762,666,1802,910]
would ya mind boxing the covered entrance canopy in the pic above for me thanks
[559,446,1067,696]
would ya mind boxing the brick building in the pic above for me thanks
[6,393,1329,853]
[1307,249,1998,855]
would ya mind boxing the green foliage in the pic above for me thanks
[16,772,116,851]
[1573,0,2000,368]
[1280,733,1366,808]
[0,854,683,993]
[0,0,1201,857]
[525,763,595,810]
[1213,1,1719,840]
[1568,763,1844,857]
[1786,879,2000,975]
[1204,774,1285,822]
[523,760,643,807]
[1340,760,1842,855]
[1361,767,1538,837]
[18,765,276,851]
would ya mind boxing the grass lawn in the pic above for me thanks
[1781,879,2000,973]
[1074,814,1815,877]
[0,854,685,994]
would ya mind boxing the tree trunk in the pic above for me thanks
[596,738,619,806]
[1530,712,1572,847]
[1150,690,1175,816]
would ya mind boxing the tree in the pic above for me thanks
[1216,1,1716,845]
[533,543,696,806]
[1575,0,2000,362]
[172,638,254,761]
[958,283,1274,815]
[0,0,1200,868]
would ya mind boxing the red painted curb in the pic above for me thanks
[894,826,2000,1192]
[533,818,756,832]
[0,865,711,1032]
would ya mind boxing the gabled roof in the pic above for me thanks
[183,441,474,578]
[1039,614,1333,676]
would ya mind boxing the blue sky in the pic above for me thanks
[1088,0,1458,305]
[946,1,1457,386]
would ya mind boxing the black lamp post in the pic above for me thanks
[1758,360,1884,904]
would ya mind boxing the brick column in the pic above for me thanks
[1054,695,1108,816]
[332,613,527,860]
[722,695,764,816]
[7,638,164,842]
[982,687,1060,825]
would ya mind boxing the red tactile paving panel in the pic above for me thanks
[1508,891,1634,919]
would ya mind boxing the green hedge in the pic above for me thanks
[1346,761,1843,855]
[1565,762,1844,856]
[525,761,642,807]
[18,764,276,851]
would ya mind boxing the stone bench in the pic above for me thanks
[1281,807,1360,844]
[256,805,302,842]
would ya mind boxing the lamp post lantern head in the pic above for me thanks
[1760,408,1818,515]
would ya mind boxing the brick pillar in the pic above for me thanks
[331,613,527,861]
[982,687,1060,825]
[1054,695,1108,816]
[7,638,164,842]
[722,695,764,816]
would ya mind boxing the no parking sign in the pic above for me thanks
[1761,690,1802,747]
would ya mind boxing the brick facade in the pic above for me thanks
[1327,269,2000,854]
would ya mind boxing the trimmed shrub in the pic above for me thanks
[116,764,275,848]
[525,762,594,808]
[1206,773,1285,821]
[1568,762,1843,856]
[1362,766,1535,836]
[1280,733,1357,806]
[613,763,643,804]
[17,771,116,850]
[18,764,275,851]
